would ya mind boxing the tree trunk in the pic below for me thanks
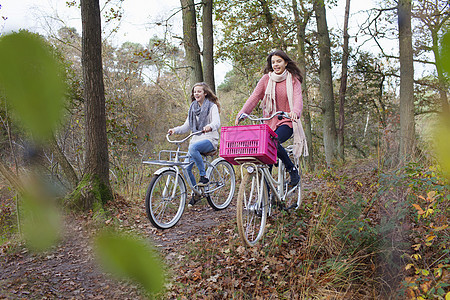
[292,0,314,170]
[258,0,281,47]
[398,0,415,162]
[181,0,203,87]
[337,0,351,162]
[202,0,215,92]
[71,0,112,210]
[314,0,337,167]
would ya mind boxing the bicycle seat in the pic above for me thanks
[202,150,217,157]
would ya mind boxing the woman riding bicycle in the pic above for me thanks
[168,82,221,206]
[235,50,308,186]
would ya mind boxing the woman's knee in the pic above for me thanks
[188,144,199,155]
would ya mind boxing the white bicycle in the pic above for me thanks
[143,131,236,229]
[235,112,302,246]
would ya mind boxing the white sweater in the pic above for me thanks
[172,104,220,149]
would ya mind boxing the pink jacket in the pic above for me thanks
[237,74,303,131]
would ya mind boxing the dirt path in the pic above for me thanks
[143,200,237,249]
[0,196,237,299]
[0,172,317,299]
[0,218,143,299]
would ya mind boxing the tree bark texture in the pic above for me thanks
[80,0,112,207]
[337,0,351,162]
[181,0,203,87]
[292,0,314,170]
[398,0,416,162]
[202,0,215,92]
[313,0,337,167]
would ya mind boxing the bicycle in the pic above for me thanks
[222,111,302,247]
[142,131,236,229]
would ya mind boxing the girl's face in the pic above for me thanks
[193,86,206,103]
[271,55,288,75]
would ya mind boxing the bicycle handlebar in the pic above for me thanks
[238,111,292,123]
[166,131,203,144]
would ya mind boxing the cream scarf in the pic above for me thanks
[261,70,309,158]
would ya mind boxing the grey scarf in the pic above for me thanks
[188,98,213,132]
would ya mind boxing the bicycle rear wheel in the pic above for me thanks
[236,167,268,247]
[145,170,186,229]
[206,159,236,210]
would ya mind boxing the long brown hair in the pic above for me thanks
[263,50,303,83]
[191,82,221,111]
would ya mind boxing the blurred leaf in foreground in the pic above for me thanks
[95,230,165,295]
[435,115,450,178]
[0,31,66,140]
[21,192,62,252]
[437,31,450,178]
[441,31,450,75]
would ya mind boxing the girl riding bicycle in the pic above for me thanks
[168,82,221,206]
[235,50,308,186]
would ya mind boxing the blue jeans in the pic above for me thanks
[186,139,215,186]
[275,125,295,171]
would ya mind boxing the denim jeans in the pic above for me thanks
[275,125,295,171]
[186,139,215,186]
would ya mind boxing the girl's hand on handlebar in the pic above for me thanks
[288,111,299,121]
[167,129,175,135]
[202,125,212,133]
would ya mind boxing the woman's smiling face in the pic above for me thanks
[193,86,206,103]
[271,55,287,75]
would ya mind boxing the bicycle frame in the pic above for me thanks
[235,111,302,246]
[142,132,223,197]
[236,112,300,210]
[239,158,298,214]
[144,131,236,229]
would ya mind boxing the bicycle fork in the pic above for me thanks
[242,164,270,217]
[163,166,181,200]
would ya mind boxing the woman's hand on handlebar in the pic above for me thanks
[167,128,175,135]
[235,113,248,125]
[234,111,297,124]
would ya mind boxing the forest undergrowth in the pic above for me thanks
[160,158,449,299]
[0,158,449,299]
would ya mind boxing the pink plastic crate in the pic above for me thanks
[220,124,278,165]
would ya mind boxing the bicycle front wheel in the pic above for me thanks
[206,159,236,210]
[145,170,187,229]
[236,168,268,247]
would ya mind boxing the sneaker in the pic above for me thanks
[197,176,209,186]
[288,167,300,187]
[188,194,200,207]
